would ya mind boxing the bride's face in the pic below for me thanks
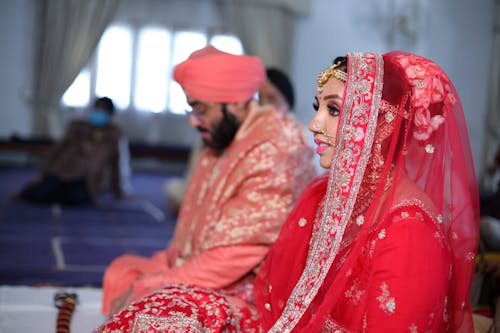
[308,77,345,169]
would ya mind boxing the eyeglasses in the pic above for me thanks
[185,108,206,119]
[185,101,215,120]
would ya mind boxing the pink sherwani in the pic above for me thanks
[102,103,316,315]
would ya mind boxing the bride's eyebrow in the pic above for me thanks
[322,94,342,101]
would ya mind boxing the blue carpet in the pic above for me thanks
[0,166,179,287]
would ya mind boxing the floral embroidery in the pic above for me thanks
[378,229,386,239]
[344,279,365,305]
[377,282,396,315]
[361,238,378,259]
[94,284,260,333]
[385,112,395,123]
[394,54,454,142]
[413,109,445,141]
[298,218,307,227]
[409,323,418,332]
[321,318,350,333]
[354,127,365,142]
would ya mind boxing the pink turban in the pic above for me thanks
[173,45,265,103]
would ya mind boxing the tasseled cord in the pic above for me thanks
[54,292,78,333]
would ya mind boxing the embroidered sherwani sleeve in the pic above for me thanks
[131,245,269,300]
[362,208,450,332]
[202,141,297,249]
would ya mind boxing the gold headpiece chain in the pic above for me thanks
[317,60,346,93]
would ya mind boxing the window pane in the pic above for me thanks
[171,31,207,65]
[169,31,207,114]
[62,70,90,107]
[134,28,171,113]
[95,26,132,110]
[169,82,190,115]
[210,35,243,55]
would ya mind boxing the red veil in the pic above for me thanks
[253,52,479,332]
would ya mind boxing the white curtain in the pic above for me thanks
[219,0,311,73]
[32,0,121,137]
[480,0,500,191]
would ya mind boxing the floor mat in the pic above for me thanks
[0,166,178,287]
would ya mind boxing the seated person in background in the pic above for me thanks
[481,145,500,218]
[259,67,295,115]
[163,66,306,214]
[18,97,132,205]
[101,45,316,316]
[473,253,500,332]
[480,145,500,253]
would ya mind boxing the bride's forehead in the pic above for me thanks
[316,78,345,99]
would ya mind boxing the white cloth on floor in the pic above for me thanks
[0,285,105,333]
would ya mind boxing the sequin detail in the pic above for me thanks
[378,229,386,239]
[377,282,396,315]
[425,144,435,154]
[356,215,365,226]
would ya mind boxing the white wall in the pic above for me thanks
[0,0,38,138]
[0,0,495,176]
[290,0,495,177]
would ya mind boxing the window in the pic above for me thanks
[134,28,171,113]
[62,25,243,114]
[62,70,90,107]
[95,26,132,110]
[168,31,207,114]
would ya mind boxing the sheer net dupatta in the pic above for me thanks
[253,52,479,332]
[380,52,479,333]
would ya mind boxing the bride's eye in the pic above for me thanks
[328,105,340,116]
[312,102,319,111]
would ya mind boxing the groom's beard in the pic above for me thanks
[197,104,241,151]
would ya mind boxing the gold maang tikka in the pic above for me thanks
[317,60,347,93]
